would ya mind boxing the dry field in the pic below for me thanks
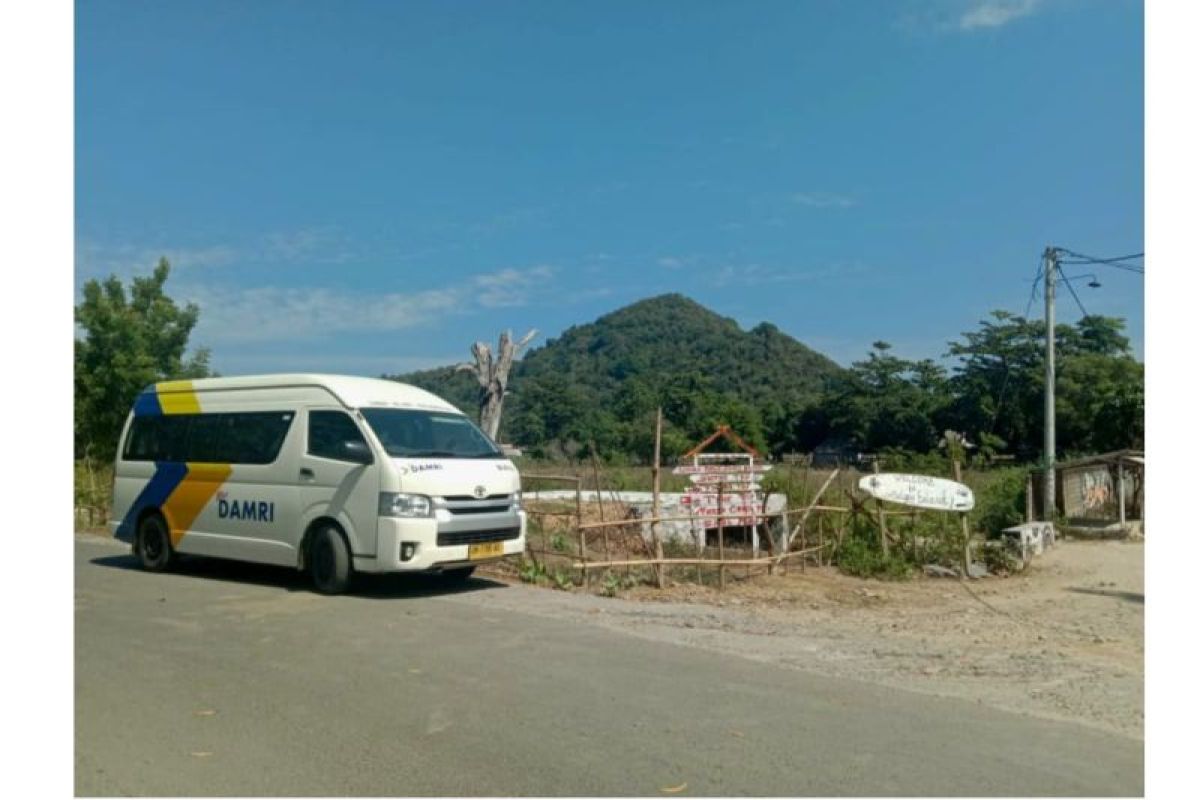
[483,539,1144,740]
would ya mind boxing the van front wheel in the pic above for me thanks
[310,525,352,595]
[137,513,175,572]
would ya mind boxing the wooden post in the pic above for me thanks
[801,458,812,506]
[816,513,825,567]
[761,489,775,575]
[953,459,972,579]
[651,408,665,589]
[717,481,726,591]
[589,445,610,564]
[534,486,546,567]
[873,460,888,556]
[1025,472,1035,522]
[747,481,758,580]
[909,509,918,562]
[1118,460,1127,532]
[576,477,588,586]
[783,468,840,554]
[692,512,703,586]
[801,501,811,568]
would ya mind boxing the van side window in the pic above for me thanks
[226,412,295,464]
[123,416,189,462]
[122,412,294,464]
[308,411,368,461]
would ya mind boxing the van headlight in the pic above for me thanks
[513,490,522,509]
[379,492,433,518]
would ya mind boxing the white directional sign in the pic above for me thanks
[858,473,975,512]
[673,463,772,476]
[686,473,763,488]
[674,455,767,529]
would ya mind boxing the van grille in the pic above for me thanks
[441,494,513,516]
[446,504,511,515]
[437,527,521,547]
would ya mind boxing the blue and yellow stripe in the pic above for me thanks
[115,381,232,546]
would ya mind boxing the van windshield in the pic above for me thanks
[359,408,503,459]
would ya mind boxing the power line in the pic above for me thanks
[1057,248,1144,272]
[1023,264,1042,319]
[987,256,1044,436]
[1059,258,1143,274]
[1058,273,1091,319]
[1058,248,1143,263]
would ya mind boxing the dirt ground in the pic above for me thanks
[483,539,1144,741]
[83,504,1142,740]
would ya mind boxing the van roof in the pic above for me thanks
[157,374,462,412]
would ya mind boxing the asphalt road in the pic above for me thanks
[75,536,1142,796]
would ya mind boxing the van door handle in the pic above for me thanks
[299,468,315,479]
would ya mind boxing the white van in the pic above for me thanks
[110,374,526,594]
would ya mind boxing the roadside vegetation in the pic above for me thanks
[75,259,1139,587]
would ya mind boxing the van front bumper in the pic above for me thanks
[357,509,527,573]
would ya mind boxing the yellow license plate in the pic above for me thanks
[468,541,505,560]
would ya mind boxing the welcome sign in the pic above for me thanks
[858,473,975,512]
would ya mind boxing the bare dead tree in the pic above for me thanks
[455,328,538,440]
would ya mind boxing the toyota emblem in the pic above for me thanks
[473,485,487,499]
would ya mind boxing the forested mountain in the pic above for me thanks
[388,294,844,459]
[388,295,1144,464]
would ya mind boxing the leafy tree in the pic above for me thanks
[75,259,211,460]
[943,311,1046,458]
[1057,353,1144,454]
[815,342,950,453]
[945,312,1142,459]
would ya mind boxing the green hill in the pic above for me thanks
[387,294,844,460]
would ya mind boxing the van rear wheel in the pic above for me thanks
[310,525,352,595]
[137,513,175,572]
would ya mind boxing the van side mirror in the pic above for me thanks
[342,440,374,465]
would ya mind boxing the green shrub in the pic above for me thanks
[878,448,950,475]
[599,571,639,596]
[833,517,913,580]
[978,539,1023,575]
[74,460,114,513]
[970,467,1027,537]
[836,535,912,580]
[517,558,548,584]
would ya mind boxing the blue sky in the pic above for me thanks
[76,0,1144,375]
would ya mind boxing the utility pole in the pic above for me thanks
[1043,246,1058,520]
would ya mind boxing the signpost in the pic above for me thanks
[672,427,771,549]
[859,471,976,577]
[857,473,975,512]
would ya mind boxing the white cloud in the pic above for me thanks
[261,227,356,263]
[472,265,555,308]
[710,263,867,288]
[75,241,239,280]
[76,227,358,285]
[791,192,856,209]
[179,265,556,345]
[958,0,1040,31]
